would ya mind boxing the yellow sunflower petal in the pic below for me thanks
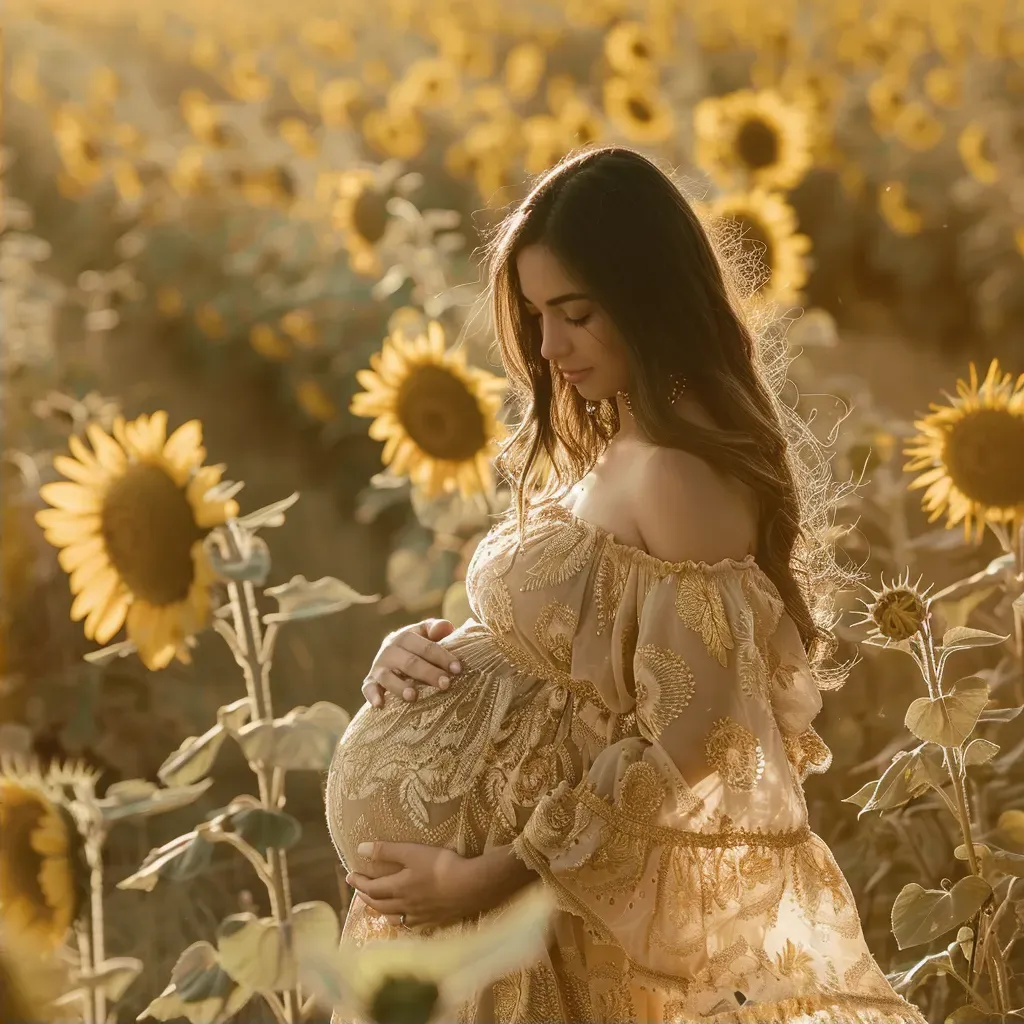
[162,420,205,474]
[67,433,100,469]
[53,454,107,487]
[57,536,106,573]
[40,517,102,547]
[85,423,127,472]
[90,590,130,645]
[70,551,113,592]
[39,482,101,513]
[71,569,119,629]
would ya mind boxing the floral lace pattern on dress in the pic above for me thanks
[326,503,925,1024]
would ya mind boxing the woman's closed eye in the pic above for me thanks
[526,309,591,327]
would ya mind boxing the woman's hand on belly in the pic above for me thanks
[361,618,462,708]
[346,840,507,930]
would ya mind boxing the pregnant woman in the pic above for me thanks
[326,147,926,1024]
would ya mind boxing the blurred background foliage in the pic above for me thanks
[1,0,1023,1019]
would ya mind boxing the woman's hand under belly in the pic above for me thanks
[345,840,536,930]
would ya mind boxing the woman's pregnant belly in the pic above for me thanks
[325,620,581,877]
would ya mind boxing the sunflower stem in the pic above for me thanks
[263,991,289,1024]
[75,920,96,1024]
[217,525,300,1024]
[1012,522,1024,707]
[87,830,107,1023]
[206,830,276,893]
[919,617,986,997]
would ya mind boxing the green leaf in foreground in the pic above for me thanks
[904,675,989,748]
[891,876,991,949]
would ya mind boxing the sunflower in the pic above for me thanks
[694,89,812,192]
[0,781,84,950]
[179,89,231,147]
[604,21,657,78]
[558,96,603,147]
[249,323,292,362]
[958,123,999,185]
[319,77,363,128]
[350,322,507,498]
[856,572,932,645]
[389,58,461,112]
[0,924,57,1024]
[700,189,811,306]
[294,378,339,423]
[222,52,271,103]
[51,106,105,195]
[893,102,945,152]
[905,360,1024,542]
[35,413,239,670]
[602,76,674,144]
[362,106,426,161]
[504,41,546,102]
[331,165,406,277]
[924,65,963,109]
[878,180,923,236]
[522,115,573,174]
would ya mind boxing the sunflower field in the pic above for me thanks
[1,0,1023,1020]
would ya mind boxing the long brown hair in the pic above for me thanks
[484,146,846,669]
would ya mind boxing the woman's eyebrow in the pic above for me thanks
[546,291,589,306]
[523,291,590,308]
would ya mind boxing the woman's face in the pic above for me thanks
[516,243,630,402]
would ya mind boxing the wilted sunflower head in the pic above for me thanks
[35,412,238,670]
[857,571,932,644]
[904,360,1024,542]
[0,780,87,951]
[350,321,507,499]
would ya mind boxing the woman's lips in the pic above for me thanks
[560,368,592,384]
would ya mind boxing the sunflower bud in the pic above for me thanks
[859,572,932,644]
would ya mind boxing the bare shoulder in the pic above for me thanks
[632,445,758,565]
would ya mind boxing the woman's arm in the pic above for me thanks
[467,844,540,913]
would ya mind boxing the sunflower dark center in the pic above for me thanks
[735,117,780,171]
[396,363,487,461]
[627,97,653,123]
[0,794,51,921]
[631,39,651,60]
[352,186,390,244]
[100,463,204,606]
[369,975,440,1024]
[734,214,774,292]
[942,408,1024,508]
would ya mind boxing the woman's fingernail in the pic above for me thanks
[357,843,372,856]
[438,675,450,688]
[404,688,416,700]
[449,661,461,673]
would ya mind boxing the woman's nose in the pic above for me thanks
[539,321,571,362]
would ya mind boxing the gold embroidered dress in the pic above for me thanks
[326,503,926,1024]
